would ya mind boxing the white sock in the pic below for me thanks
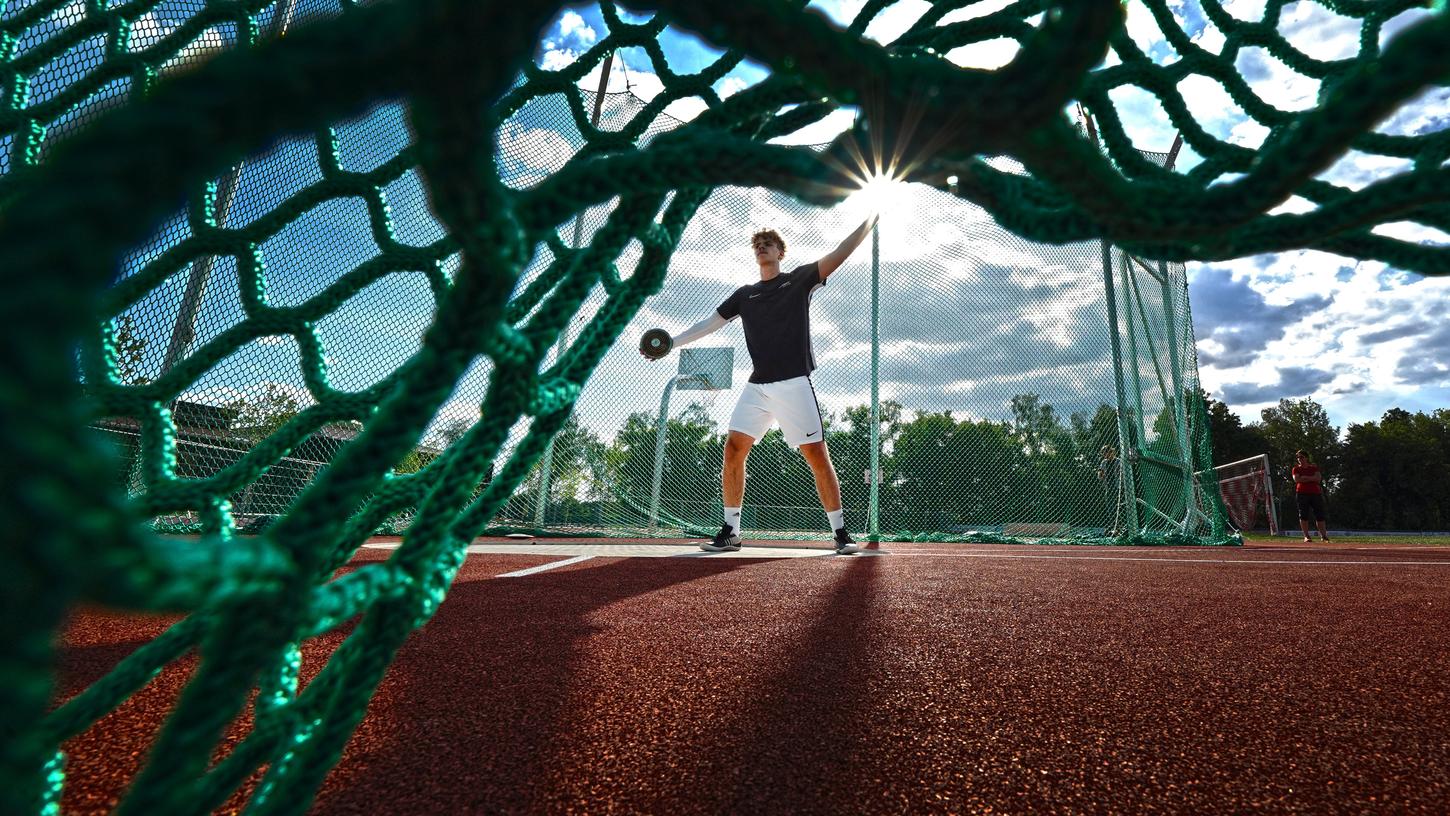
[827,509,844,532]
[724,506,742,534]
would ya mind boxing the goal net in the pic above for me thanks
[1214,454,1279,535]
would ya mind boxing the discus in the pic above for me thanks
[640,328,672,360]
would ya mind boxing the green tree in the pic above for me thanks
[604,404,723,527]
[1258,397,1341,519]
[1335,409,1450,530]
[890,411,1032,531]
[1010,393,1061,457]
[1070,404,1120,457]
[1010,394,1098,528]
[435,416,474,448]
[742,427,822,530]
[226,383,304,443]
[1199,390,1269,467]
[508,414,607,524]
[827,400,903,527]
[111,314,150,385]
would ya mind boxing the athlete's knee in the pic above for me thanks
[725,432,754,461]
[798,440,830,465]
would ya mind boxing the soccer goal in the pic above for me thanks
[1213,454,1279,536]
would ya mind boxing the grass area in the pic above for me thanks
[1242,532,1450,547]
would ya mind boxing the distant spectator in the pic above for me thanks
[1097,445,1123,536]
[1292,449,1330,543]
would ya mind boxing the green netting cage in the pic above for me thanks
[488,97,1229,544]
[30,47,1229,548]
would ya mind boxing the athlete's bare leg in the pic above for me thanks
[723,431,755,507]
[798,440,842,513]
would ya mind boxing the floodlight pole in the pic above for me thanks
[534,52,614,528]
[868,219,881,541]
[648,374,701,534]
[158,0,299,377]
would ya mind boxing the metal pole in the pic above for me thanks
[1160,261,1196,532]
[534,52,614,529]
[158,0,299,376]
[868,220,881,541]
[1260,453,1279,536]
[1119,255,1148,450]
[648,375,688,534]
[1101,241,1139,535]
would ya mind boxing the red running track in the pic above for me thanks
[56,540,1450,814]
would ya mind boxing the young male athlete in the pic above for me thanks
[644,216,877,554]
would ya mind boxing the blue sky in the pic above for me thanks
[534,1,1450,434]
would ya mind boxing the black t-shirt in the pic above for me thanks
[717,262,825,384]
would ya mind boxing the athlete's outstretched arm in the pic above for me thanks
[817,213,879,280]
[672,312,730,347]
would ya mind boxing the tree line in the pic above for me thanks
[508,395,1141,534]
[111,317,1447,532]
[1203,393,1450,531]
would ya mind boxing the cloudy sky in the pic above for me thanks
[531,0,1450,437]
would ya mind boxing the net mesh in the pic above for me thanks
[3,0,1446,812]
[1215,454,1277,534]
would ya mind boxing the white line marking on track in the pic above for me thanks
[498,555,595,578]
[893,552,1450,566]
[361,542,1447,567]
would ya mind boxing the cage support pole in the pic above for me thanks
[158,0,299,377]
[535,52,615,528]
[648,375,696,534]
[1160,261,1196,532]
[1101,241,1140,535]
[868,220,881,542]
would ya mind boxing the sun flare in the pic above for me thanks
[849,172,914,220]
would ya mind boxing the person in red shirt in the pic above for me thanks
[1292,449,1330,543]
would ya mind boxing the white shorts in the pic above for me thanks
[728,375,825,447]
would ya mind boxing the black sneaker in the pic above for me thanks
[833,528,860,555]
[701,524,742,552]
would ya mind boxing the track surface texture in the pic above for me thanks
[56,539,1450,814]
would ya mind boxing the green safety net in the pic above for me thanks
[2,0,1446,812]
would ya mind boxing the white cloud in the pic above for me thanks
[539,48,576,72]
[497,122,577,189]
[1279,1,1360,61]
[1220,0,1268,23]
[1233,47,1320,112]
[1192,249,1450,425]
[937,0,1015,25]
[946,38,1020,71]
[558,10,597,46]
[1193,18,1226,55]
[715,76,749,99]
[808,0,934,45]
[1124,0,1185,63]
